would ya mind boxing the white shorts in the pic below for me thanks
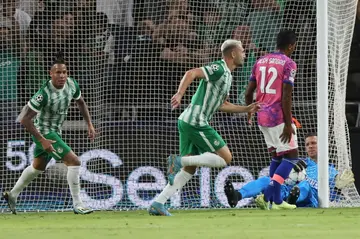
[259,123,298,156]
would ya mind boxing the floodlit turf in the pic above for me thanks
[1,208,360,239]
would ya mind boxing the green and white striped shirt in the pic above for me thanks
[179,60,232,127]
[27,77,81,135]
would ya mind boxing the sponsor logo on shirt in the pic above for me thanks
[306,176,318,189]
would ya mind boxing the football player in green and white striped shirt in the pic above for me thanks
[149,40,260,216]
[3,52,95,215]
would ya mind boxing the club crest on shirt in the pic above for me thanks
[213,140,220,146]
[57,147,63,153]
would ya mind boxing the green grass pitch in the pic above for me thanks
[1,208,360,239]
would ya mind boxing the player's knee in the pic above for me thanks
[183,166,197,175]
[63,151,81,166]
[32,157,48,171]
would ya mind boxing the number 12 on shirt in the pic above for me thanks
[259,66,277,94]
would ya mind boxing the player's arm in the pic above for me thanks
[20,106,45,142]
[218,101,259,113]
[75,97,96,140]
[75,96,92,126]
[176,68,206,96]
[171,68,206,109]
[72,78,96,140]
[19,106,55,152]
[282,83,293,126]
[244,64,258,123]
[280,62,296,143]
[245,81,257,106]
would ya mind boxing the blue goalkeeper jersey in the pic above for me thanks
[304,157,338,191]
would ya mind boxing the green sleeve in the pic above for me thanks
[71,78,82,100]
[200,62,225,82]
[28,88,48,113]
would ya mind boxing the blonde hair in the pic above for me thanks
[221,39,242,55]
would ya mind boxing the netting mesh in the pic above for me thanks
[0,0,358,211]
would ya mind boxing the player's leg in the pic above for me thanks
[240,176,271,199]
[173,121,229,168]
[61,151,93,214]
[149,122,196,216]
[3,154,49,214]
[269,152,282,178]
[224,176,271,208]
[267,124,298,210]
[44,132,92,214]
[256,126,278,209]
[259,126,281,178]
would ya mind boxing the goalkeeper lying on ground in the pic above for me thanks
[225,132,355,208]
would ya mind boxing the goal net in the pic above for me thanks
[0,0,358,212]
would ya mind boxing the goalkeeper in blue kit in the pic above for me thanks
[225,133,355,208]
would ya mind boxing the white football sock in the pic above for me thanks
[181,152,227,167]
[10,165,43,199]
[67,166,83,207]
[155,169,193,204]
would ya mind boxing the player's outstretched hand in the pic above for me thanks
[246,102,261,113]
[171,92,183,110]
[88,123,96,141]
[40,138,56,153]
[280,124,295,143]
[247,112,253,125]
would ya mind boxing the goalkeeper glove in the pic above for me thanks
[292,117,302,129]
[335,168,355,190]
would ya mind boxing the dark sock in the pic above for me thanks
[272,159,297,204]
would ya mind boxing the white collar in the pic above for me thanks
[49,80,65,92]
[221,59,231,73]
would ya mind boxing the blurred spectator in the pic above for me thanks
[1,0,31,36]
[27,0,65,50]
[19,0,38,17]
[1,0,31,55]
[126,19,156,63]
[247,0,282,52]
[232,25,266,104]
[94,12,115,65]
[153,17,191,64]
[281,0,316,66]
[0,23,21,123]
[197,5,222,49]
[133,0,166,25]
[216,0,252,37]
[96,0,134,26]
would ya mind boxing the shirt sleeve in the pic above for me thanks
[283,60,297,86]
[200,62,225,82]
[72,78,82,100]
[28,88,48,113]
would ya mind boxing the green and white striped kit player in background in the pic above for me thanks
[3,52,96,215]
[149,40,260,216]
